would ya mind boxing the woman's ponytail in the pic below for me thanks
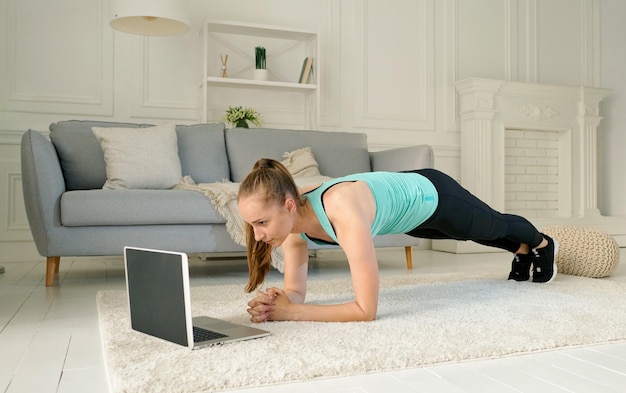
[239,158,303,292]
[244,223,272,292]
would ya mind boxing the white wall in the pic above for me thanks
[599,0,626,218]
[1,0,625,261]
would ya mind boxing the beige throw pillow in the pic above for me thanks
[92,123,182,189]
[281,147,321,178]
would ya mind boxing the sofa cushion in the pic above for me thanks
[92,123,183,189]
[280,147,321,178]
[60,189,225,226]
[49,120,228,190]
[175,123,229,183]
[226,128,372,182]
[50,120,148,190]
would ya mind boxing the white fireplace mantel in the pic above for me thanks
[455,77,608,216]
[434,78,626,251]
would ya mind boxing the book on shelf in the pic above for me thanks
[298,57,314,84]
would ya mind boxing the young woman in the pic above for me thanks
[237,158,558,323]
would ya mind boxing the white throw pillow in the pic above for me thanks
[92,123,182,189]
[281,147,321,178]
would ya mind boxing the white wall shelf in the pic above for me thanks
[204,20,317,41]
[199,20,319,129]
[205,76,317,90]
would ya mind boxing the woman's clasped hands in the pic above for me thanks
[246,287,290,323]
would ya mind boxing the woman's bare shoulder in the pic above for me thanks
[324,182,375,220]
[298,184,321,194]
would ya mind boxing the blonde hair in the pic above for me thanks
[238,158,305,292]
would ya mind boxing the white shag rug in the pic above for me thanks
[97,272,626,393]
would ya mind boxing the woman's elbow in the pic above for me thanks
[361,313,376,322]
[354,303,377,321]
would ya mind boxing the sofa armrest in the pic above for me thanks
[21,130,66,256]
[369,145,434,172]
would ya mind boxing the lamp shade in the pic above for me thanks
[110,0,190,36]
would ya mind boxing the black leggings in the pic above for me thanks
[405,169,544,253]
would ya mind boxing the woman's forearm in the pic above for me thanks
[281,301,377,322]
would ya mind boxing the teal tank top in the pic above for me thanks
[302,172,438,244]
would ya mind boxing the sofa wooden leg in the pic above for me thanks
[46,256,60,287]
[404,246,413,270]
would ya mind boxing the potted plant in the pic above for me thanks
[254,46,267,81]
[223,106,262,128]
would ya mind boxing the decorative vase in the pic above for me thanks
[235,120,249,128]
[254,69,268,81]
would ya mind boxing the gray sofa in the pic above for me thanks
[21,120,434,287]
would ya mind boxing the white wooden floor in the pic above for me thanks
[1,248,626,393]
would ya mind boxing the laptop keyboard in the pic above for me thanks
[193,326,228,342]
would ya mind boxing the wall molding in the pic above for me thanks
[352,0,436,130]
[442,0,459,132]
[321,0,342,128]
[0,130,26,145]
[2,0,113,116]
[141,39,199,111]
[7,172,28,231]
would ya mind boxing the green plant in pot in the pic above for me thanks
[254,46,267,81]
[224,106,262,128]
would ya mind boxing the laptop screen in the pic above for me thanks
[124,248,190,346]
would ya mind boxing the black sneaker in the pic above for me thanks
[508,253,532,281]
[531,235,558,283]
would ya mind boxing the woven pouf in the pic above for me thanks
[542,225,620,278]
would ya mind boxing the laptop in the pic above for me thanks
[123,246,270,349]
